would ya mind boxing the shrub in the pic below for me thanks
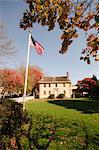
[56,94,65,99]
[48,94,55,99]
[0,98,29,149]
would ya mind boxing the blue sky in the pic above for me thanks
[0,0,99,84]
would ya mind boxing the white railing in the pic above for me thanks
[11,96,34,103]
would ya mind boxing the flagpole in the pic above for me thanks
[23,31,31,111]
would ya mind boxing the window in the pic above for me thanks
[64,90,66,94]
[55,83,57,87]
[44,91,46,95]
[49,91,51,94]
[49,84,51,87]
[44,84,46,87]
[63,83,65,87]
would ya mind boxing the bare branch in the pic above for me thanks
[0,21,16,63]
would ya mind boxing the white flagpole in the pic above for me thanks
[23,31,31,111]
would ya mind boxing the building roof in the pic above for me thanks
[39,76,71,84]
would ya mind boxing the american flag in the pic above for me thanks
[29,35,45,55]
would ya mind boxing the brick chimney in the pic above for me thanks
[67,72,69,78]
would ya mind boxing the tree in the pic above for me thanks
[0,21,16,63]
[77,76,97,97]
[18,65,43,94]
[92,75,99,98]
[20,0,99,64]
[0,69,23,96]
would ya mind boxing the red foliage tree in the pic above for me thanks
[28,66,43,84]
[0,69,23,96]
[28,66,43,93]
[18,65,43,94]
[77,77,96,97]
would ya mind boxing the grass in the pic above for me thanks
[26,98,99,149]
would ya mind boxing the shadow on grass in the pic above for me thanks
[48,99,99,114]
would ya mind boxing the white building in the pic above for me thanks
[38,72,72,99]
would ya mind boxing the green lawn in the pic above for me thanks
[25,98,99,150]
